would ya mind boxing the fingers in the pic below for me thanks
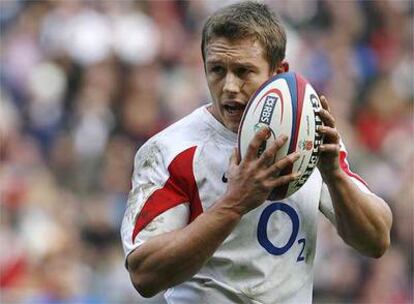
[262,151,301,190]
[317,95,339,147]
[319,95,330,112]
[266,171,301,189]
[318,108,335,128]
[318,125,339,144]
[257,134,288,167]
[319,143,340,155]
[318,95,335,128]
[244,127,271,162]
[265,151,300,177]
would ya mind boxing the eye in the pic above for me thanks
[209,65,225,75]
[236,67,251,78]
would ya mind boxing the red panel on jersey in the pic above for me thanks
[339,150,368,186]
[132,146,203,242]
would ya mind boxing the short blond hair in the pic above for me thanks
[201,1,287,71]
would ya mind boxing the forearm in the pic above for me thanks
[127,196,242,297]
[324,170,392,258]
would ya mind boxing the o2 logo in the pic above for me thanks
[257,202,306,262]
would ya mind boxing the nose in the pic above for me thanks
[223,72,242,95]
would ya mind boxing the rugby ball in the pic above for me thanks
[237,71,323,200]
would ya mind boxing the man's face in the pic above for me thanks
[205,37,274,133]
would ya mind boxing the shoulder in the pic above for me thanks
[134,106,209,168]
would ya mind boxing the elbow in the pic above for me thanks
[338,227,391,259]
[372,230,391,259]
[134,285,159,298]
[127,251,164,298]
[131,275,162,298]
[370,233,391,259]
[371,203,393,258]
[345,236,390,259]
[359,229,391,259]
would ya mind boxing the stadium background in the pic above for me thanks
[0,0,412,303]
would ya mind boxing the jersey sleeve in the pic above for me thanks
[319,140,372,225]
[120,140,202,261]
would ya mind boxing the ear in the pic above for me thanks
[275,61,289,74]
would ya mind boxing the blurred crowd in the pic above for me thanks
[0,0,412,303]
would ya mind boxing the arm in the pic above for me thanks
[127,128,300,297]
[317,96,392,258]
[127,197,241,298]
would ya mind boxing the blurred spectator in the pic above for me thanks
[0,0,412,303]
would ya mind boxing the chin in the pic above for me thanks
[221,116,241,133]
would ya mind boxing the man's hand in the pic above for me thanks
[317,95,342,181]
[315,95,392,258]
[223,127,300,216]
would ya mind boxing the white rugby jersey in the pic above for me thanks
[121,104,371,304]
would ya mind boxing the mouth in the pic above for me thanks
[223,102,246,118]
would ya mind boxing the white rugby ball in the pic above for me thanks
[237,71,323,200]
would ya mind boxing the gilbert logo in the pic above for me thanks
[295,93,323,189]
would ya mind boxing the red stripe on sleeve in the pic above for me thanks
[132,146,203,243]
[339,150,368,186]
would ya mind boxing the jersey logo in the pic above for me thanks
[257,202,307,262]
[222,173,228,183]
